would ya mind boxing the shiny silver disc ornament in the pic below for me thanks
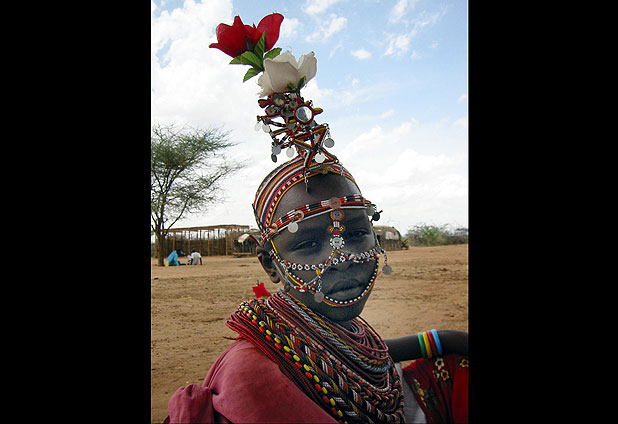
[295,105,313,124]
[314,291,325,303]
[288,221,299,233]
[315,152,325,163]
[383,264,392,275]
[286,147,295,157]
[330,236,344,249]
[324,137,335,148]
[272,145,281,155]
[254,121,262,131]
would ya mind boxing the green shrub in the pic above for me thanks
[405,224,468,246]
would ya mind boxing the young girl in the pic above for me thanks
[164,12,467,423]
[164,157,468,423]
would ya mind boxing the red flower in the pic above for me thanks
[209,13,284,58]
[252,281,271,298]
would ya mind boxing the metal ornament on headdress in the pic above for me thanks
[255,91,338,178]
[209,12,393,304]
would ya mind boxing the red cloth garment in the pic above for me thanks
[165,338,336,423]
[402,354,469,424]
[226,293,405,423]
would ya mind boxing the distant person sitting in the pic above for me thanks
[167,249,184,266]
[189,249,202,265]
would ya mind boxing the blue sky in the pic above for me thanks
[151,0,468,233]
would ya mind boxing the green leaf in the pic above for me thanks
[243,66,262,82]
[229,55,243,65]
[239,51,263,69]
[264,47,281,60]
[297,76,307,90]
[255,31,266,59]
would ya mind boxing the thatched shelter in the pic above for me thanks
[373,225,406,251]
[155,224,256,258]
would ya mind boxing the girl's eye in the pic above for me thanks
[293,240,320,251]
[348,229,369,238]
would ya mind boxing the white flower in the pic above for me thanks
[257,51,317,97]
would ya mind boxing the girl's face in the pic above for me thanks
[268,173,377,324]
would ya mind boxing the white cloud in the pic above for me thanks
[329,41,343,58]
[389,0,417,23]
[384,33,411,56]
[383,9,446,57]
[454,116,468,129]
[457,93,468,103]
[303,0,344,16]
[302,78,395,111]
[280,17,300,40]
[351,48,372,60]
[380,109,395,119]
[335,118,468,229]
[305,13,347,42]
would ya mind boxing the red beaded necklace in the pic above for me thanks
[227,291,405,423]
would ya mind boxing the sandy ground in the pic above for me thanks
[150,244,468,423]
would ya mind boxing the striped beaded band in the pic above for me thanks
[261,193,370,244]
[253,156,358,239]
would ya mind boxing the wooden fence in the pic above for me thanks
[154,224,257,258]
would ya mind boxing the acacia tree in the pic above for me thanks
[151,123,244,265]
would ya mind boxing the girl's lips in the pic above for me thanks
[325,279,366,301]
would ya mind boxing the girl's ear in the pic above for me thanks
[256,246,280,284]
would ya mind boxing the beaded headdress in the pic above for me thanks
[210,13,391,305]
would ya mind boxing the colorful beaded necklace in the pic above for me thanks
[227,291,405,423]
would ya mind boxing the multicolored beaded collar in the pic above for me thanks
[227,291,406,423]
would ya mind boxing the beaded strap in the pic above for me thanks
[261,194,368,243]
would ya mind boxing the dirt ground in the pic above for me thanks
[150,244,468,423]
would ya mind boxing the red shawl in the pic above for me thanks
[165,338,336,423]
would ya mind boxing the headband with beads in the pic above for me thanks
[252,156,356,238]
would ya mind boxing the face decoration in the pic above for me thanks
[254,165,392,309]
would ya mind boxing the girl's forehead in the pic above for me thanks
[273,173,361,222]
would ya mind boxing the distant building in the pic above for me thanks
[373,225,406,251]
[155,224,255,257]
